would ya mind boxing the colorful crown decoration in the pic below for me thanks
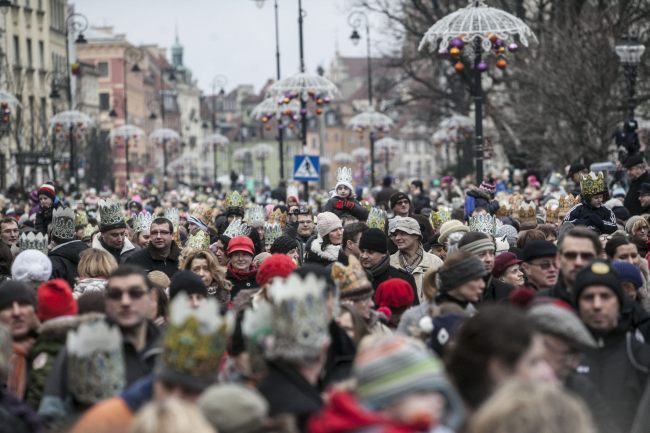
[263,222,283,248]
[223,219,251,239]
[186,230,210,250]
[429,207,451,230]
[330,255,372,297]
[468,214,498,235]
[580,171,607,197]
[190,204,214,228]
[75,210,88,227]
[495,201,512,218]
[66,320,125,405]
[267,208,287,228]
[82,224,97,239]
[545,199,560,223]
[242,300,273,346]
[558,194,581,217]
[132,211,154,233]
[163,293,233,380]
[98,199,125,228]
[19,232,48,253]
[336,167,353,187]
[367,207,387,231]
[52,207,76,240]
[266,273,330,362]
[244,205,266,228]
[164,208,180,231]
[224,191,247,209]
[359,200,372,213]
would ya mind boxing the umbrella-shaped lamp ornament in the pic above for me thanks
[253,143,274,182]
[347,107,394,187]
[50,110,94,188]
[149,128,181,193]
[419,0,536,182]
[202,132,230,185]
[375,137,400,175]
[110,124,145,185]
[334,151,354,164]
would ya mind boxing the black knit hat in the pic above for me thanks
[169,270,208,300]
[624,154,645,169]
[0,280,36,311]
[270,235,299,255]
[359,228,388,254]
[389,192,410,210]
[573,260,625,307]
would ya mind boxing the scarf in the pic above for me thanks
[8,341,31,399]
[227,263,257,281]
[368,254,391,279]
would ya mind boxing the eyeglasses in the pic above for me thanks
[105,287,148,300]
[298,219,313,225]
[561,251,595,261]
[151,230,172,237]
[529,261,556,270]
[395,200,409,206]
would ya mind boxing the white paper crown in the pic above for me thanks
[132,211,154,233]
[263,222,283,248]
[66,320,125,405]
[98,199,125,228]
[336,167,353,187]
[52,207,76,240]
[223,219,251,239]
[266,273,330,362]
[20,232,48,253]
[468,214,497,235]
[164,208,180,231]
[245,205,266,228]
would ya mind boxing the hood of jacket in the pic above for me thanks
[92,232,136,255]
[49,239,88,262]
[37,312,105,342]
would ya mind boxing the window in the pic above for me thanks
[26,38,32,68]
[28,96,35,149]
[13,36,20,65]
[99,93,110,111]
[38,41,44,68]
[97,61,109,77]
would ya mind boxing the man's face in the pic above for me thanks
[149,223,173,251]
[556,237,597,287]
[102,228,128,250]
[640,194,650,208]
[360,249,386,269]
[0,301,38,340]
[393,199,410,216]
[392,231,419,252]
[345,234,362,258]
[0,221,19,245]
[477,249,495,273]
[628,163,646,181]
[522,258,558,289]
[541,334,579,382]
[296,215,314,237]
[104,274,153,329]
[578,285,619,332]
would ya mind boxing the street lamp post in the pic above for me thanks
[122,46,144,182]
[210,75,227,185]
[615,34,646,121]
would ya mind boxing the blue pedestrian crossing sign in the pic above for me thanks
[293,155,320,181]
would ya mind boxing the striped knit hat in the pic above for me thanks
[354,335,460,412]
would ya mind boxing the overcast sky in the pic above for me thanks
[77,0,392,95]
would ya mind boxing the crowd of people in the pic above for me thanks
[0,160,650,433]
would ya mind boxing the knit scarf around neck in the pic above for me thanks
[369,254,391,278]
[227,263,257,280]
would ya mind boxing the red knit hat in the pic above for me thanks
[374,278,414,309]
[37,278,77,322]
[227,236,255,256]
[256,254,297,287]
[38,183,56,200]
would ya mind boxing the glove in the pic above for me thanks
[334,199,345,210]
[344,200,355,210]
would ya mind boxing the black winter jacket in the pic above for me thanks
[563,201,617,234]
[124,243,181,279]
[48,240,89,287]
[625,171,650,216]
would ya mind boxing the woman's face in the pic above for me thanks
[450,278,485,302]
[214,240,227,265]
[230,251,253,271]
[190,258,213,286]
[328,227,344,245]
[287,248,300,265]
[336,185,351,198]
[500,264,524,287]
[634,223,649,240]
[136,231,151,248]
[39,195,53,209]
[515,334,557,384]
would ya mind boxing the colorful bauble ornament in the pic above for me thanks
[454,62,465,73]
[496,58,507,70]
[508,43,519,52]
[450,38,464,49]
[449,47,461,58]
[497,47,506,54]
[477,62,488,72]
[488,33,497,43]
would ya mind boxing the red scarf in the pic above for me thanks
[227,263,257,281]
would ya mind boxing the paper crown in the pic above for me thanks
[330,255,373,300]
[495,201,512,218]
[367,207,387,231]
[430,207,451,230]
[66,320,125,405]
[82,224,97,239]
[517,202,537,229]
[267,208,287,227]
[545,199,560,223]
[98,199,125,229]
[75,210,88,227]
[336,167,353,187]
[223,219,251,239]
[186,230,210,250]
[19,232,48,253]
[224,191,247,209]
[132,211,154,233]
[580,171,607,197]
[244,205,266,228]
[558,194,581,217]
[190,204,214,227]
[164,208,180,231]
[52,207,76,240]
[266,273,330,362]
[468,214,497,235]
[263,222,283,248]
[162,294,233,386]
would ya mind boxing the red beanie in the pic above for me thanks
[37,278,77,322]
[374,278,414,309]
[256,254,297,287]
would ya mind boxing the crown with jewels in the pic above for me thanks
[367,207,387,231]
[263,222,283,249]
[331,255,373,301]
[98,199,125,229]
[66,319,125,405]
[336,167,353,187]
[161,293,233,386]
[495,201,512,218]
[19,232,48,253]
[164,208,180,231]
[224,191,247,209]
[267,208,287,228]
[580,171,607,197]
[186,230,210,250]
[132,211,154,233]
[545,199,560,223]
[558,194,581,218]
[223,219,251,239]
[75,210,88,227]
[517,202,538,229]
[190,204,214,228]
[429,207,452,230]
[52,207,76,240]
[244,205,266,228]
[468,214,498,235]
[83,224,97,239]
[266,273,330,362]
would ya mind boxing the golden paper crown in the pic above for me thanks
[75,210,88,227]
[558,194,581,217]
[367,207,387,231]
[83,224,97,239]
[268,208,287,227]
[191,204,214,227]
[495,201,511,218]
[580,171,607,197]
[545,200,560,223]
[330,255,372,300]
[187,230,210,250]
[517,202,537,229]
[429,207,451,230]
[224,191,247,209]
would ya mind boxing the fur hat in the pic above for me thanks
[11,250,52,283]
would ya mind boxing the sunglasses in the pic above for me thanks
[530,261,556,270]
[561,251,595,261]
[106,287,148,301]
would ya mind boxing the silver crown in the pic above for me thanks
[20,232,48,253]
[245,205,266,228]
[336,166,353,186]
[98,199,125,229]
[264,222,283,248]
[132,211,154,233]
[52,207,76,240]
[164,208,180,231]
[468,214,497,235]
[223,219,251,239]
